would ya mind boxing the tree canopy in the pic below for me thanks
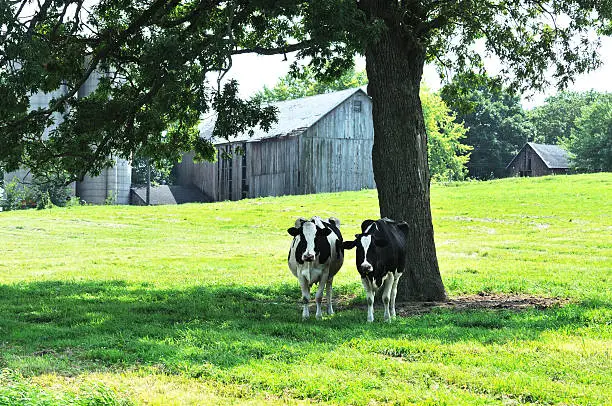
[256,66,368,102]
[529,91,607,145]
[563,93,612,172]
[2,1,610,183]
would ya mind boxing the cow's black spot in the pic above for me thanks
[315,232,331,263]
[294,235,306,264]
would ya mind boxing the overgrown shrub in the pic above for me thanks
[0,177,73,211]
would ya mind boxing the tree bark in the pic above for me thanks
[363,1,447,301]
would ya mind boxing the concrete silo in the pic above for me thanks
[76,158,131,204]
[74,68,132,204]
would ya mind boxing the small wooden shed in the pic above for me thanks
[506,142,569,177]
[175,87,375,201]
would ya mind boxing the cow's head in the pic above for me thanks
[288,218,332,263]
[342,220,388,274]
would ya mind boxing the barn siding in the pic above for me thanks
[175,151,217,200]
[248,137,298,198]
[176,144,246,201]
[215,143,247,201]
[300,92,375,194]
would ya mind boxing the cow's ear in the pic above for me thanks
[342,240,357,250]
[361,219,375,232]
[374,237,388,247]
[328,217,340,226]
[397,222,409,234]
[287,227,300,236]
[316,227,332,237]
[294,217,307,228]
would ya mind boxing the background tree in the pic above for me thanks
[256,66,368,102]
[529,91,604,144]
[131,154,175,186]
[563,94,612,172]
[2,1,611,301]
[420,87,471,182]
[441,73,533,179]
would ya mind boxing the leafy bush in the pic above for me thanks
[0,178,30,211]
[0,177,73,211]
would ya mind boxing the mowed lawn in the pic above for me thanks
[0,173,610,405]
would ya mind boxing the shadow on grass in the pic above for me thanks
[0,280,606,377]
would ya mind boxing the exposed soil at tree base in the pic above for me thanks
[394,293,571,316]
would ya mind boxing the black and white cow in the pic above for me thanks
[287,216,344,320]
[343,218,409,322]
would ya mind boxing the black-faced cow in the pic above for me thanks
[343,218,409,322]
[287,216,344,320]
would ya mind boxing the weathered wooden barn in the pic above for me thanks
[506,143,570,177]
[175,87,375,201]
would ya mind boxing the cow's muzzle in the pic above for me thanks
[359,263,373,273]
[303,253,315,262]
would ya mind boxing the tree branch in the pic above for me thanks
[8,0,177,127]
[231,40,313,56]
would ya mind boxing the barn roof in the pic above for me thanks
[199,87,368,144]
[506,143,570,169]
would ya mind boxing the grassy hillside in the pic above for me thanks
[0,173,610,405]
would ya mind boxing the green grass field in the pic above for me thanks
[0,173,610,405]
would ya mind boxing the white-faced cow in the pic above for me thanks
[343,218,409,322]
[287,216,344,320]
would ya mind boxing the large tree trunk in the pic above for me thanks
[363,2,447,301]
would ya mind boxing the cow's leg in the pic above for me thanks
[381,273,395,322]
[299,276,311,320]
[361,278,375,322]
[390,272,402,319]
[314,272,329,319]
[325,277,334,315]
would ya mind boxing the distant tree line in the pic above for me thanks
[257,67,369,102]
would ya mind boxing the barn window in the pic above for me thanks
[353,100,362,112]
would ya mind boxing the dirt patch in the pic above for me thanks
[395,293,571,317]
